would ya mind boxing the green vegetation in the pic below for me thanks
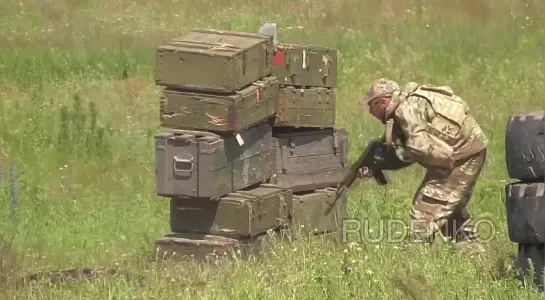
[0,0,544,298]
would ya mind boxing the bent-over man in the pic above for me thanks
[358,78,488,255]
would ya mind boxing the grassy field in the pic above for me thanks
[0,0,544,298]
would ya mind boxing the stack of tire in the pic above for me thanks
[505,111,545,290]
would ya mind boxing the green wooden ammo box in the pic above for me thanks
[169,184,292,238]
[274,85,336,128]
[154,122,275,200]
[272,43,337,88]
[160,76,279,134]
[155,28,274,94]
[270,128,349,193]
[290,187,348,236]
[154,232,264,261]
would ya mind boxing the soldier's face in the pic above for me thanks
[367,97,390,122]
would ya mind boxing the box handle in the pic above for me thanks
[173,156,194,176]
[302,48,310,70]
[321,54,330,79]
[281,144,288,173]
[242,49,247,75]
[339,137,347,167]
[333,129,338,153]
[265,44,270,68]
[286,49,295,76]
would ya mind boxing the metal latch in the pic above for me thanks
[333,129,338,155]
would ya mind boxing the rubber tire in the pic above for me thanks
[505,111,545,181]
[517,243,545,290]
[506,182,545,244]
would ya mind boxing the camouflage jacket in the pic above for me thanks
[388,84,488,169]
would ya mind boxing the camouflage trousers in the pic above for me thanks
[408,149,487,245]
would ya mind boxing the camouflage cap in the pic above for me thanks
[360,78,400,106]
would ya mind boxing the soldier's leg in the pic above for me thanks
[408,149,487,246]
[449,151,488,257]
[409,193,455,245]
[440,149,487,243]
[408,171,457,245]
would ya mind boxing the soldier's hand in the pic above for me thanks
[395,146,415,163]
[436,167,452,176]
[357,167,373,178]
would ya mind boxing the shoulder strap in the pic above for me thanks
[418,84,454,96]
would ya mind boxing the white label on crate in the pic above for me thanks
[236,133,244,146]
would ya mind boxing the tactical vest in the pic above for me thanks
[406,85,473,147]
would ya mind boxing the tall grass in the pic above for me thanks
[0,0,544,298]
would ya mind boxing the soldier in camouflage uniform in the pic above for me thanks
[358,78,489,255]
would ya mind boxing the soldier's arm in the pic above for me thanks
[394,97,454,169]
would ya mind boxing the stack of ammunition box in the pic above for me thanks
[152,28,349,261]
[269,43,349,238]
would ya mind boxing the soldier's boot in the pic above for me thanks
[441,218,486,256]
[403,220,438,251]
[454,224,486,256]
[438,207,486,256]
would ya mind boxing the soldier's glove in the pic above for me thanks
[395,146,416,163]
[435,167,453,176]
[357,167,373,178]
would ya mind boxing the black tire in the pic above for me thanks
[505,111,545,181]
[506,182,545,244]
[516,243,545,290]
